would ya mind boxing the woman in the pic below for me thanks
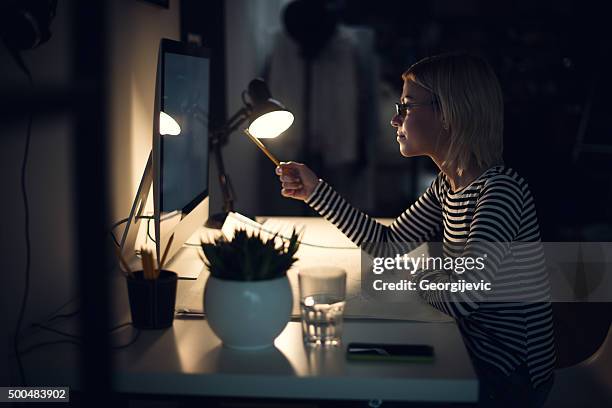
[276,52,556,407]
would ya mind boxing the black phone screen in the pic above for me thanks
[346,343,434,362]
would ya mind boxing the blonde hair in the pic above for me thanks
[402,52,504,176]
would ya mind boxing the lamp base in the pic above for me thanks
[204,212,228,230]
[204,212,258,230]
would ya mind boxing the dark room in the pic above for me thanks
[0,0,610,407]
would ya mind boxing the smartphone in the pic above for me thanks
[346,342,434,363]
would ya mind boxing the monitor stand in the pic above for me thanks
[119,150,209,279]
[119,151,153,266]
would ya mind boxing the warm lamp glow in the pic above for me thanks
[160,111,181,136]
[248,110,294,139]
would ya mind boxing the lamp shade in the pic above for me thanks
[248,99,294,139]
[245,78,294,139]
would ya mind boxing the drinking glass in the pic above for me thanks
[298,266,347,347]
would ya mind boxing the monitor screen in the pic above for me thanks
[160,47,210,214]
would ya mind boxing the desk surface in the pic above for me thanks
[24,319,477,403]
[22,217,477,403]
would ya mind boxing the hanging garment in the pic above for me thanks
[266,26,360,168]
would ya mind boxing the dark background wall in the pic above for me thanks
[336,0,612,242]
[0,0,77,385]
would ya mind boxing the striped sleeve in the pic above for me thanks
[415,175,524,318]
[305,175,443,256]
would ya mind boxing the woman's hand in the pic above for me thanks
[275,161,320,201]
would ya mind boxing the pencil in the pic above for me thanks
[142,248,154,280]
[149,250,156,279]
[147,249,156,280]
[141,249,148,279]
[243,129,280,166]
[160,234,174,271]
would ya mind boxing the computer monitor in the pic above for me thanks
[120,39,210,277]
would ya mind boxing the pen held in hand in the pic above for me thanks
[243,129,280,166]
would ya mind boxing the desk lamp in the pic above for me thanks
[206,78,294,229]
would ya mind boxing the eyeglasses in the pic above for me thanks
[395,101,437,116]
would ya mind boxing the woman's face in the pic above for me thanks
[390,80,447,158]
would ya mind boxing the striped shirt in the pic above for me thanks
[305,165,556,388]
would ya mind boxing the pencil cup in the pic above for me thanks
[126,270,178,329]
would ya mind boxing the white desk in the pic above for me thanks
[22,217,478,404]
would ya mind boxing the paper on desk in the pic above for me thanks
[259,217,357,249]
[222,212,266,240]
[222,213,303,248]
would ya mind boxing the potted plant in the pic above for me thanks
[201,228,300,350]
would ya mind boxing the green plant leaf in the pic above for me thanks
[200,227,301,281]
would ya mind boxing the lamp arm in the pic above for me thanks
[208,105,250,215]
[224,111,250,141]
[212,137,234,213]
[216,106,250,144]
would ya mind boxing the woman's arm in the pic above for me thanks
[277,162,443,256]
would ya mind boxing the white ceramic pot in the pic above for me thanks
[203,275,293,350]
